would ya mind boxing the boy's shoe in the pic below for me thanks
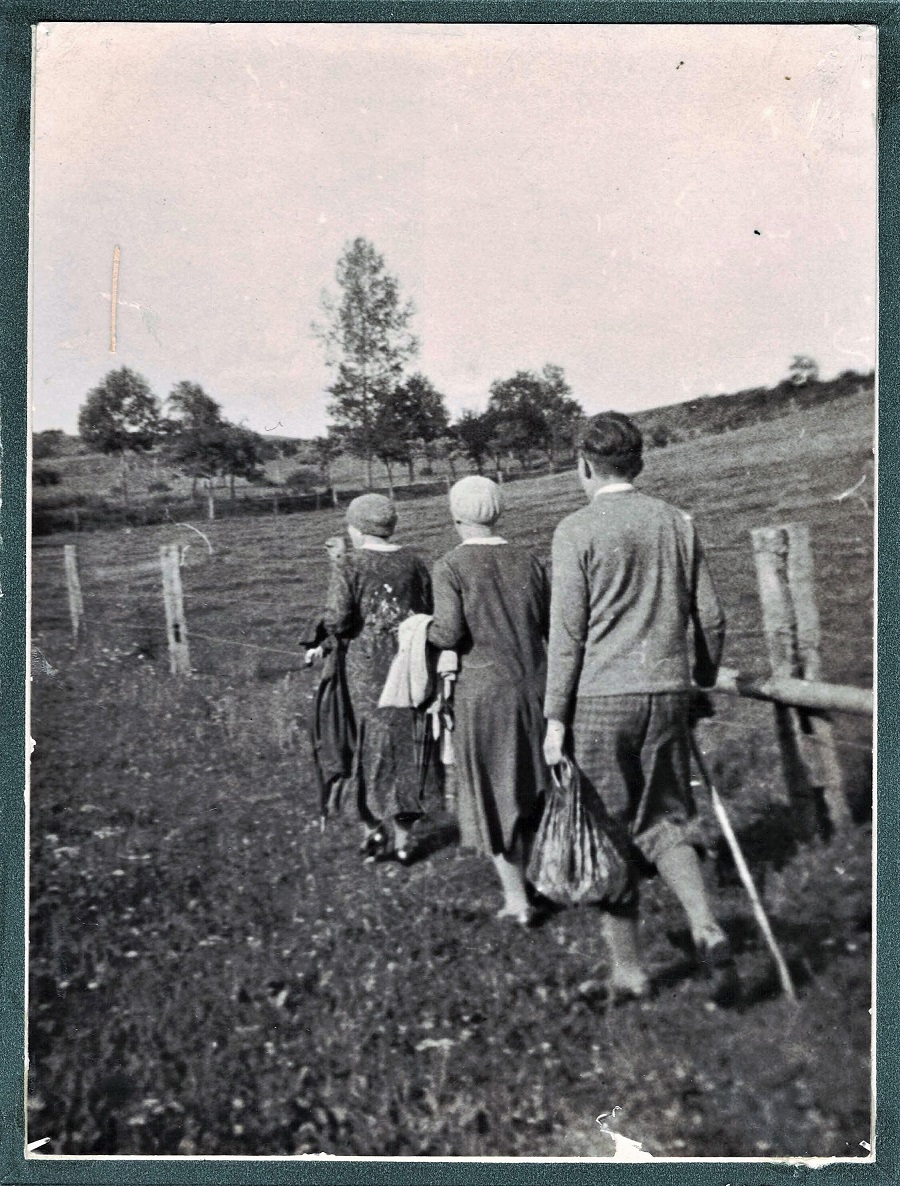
[495,904,538,928]
[608,974,652,1005]
[697,938,741,1007]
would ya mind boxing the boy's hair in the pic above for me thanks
[577,412,644,480]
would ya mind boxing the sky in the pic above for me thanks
[30,22,877,438]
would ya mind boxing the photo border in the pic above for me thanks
[1,3,894,1183]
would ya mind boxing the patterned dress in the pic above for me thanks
[323,546,438,823]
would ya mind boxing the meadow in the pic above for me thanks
[27,390,874,1158]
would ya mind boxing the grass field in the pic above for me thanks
[27,390,874,1157]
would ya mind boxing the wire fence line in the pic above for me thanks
[33,613,309,662]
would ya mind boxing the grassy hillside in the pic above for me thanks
[27,393,874,1156]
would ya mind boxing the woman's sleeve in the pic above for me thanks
[537,554,552,641]
[419,557,434,614]
[322,558,358,639]
[427,556,466,650]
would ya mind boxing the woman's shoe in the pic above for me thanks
[360,824,389,861]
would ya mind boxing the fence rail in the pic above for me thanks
[714,666,872,717]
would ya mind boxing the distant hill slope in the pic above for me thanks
[630,370,873,447]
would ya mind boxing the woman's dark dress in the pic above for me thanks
[323,546,437,822]
[428,542,550,855]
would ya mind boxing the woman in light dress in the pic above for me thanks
[427,477,549,923]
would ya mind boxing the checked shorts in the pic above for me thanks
[571,692,695,867]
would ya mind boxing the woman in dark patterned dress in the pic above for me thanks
[323,494,438,862]
[427,476,550,924]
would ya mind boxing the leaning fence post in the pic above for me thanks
[782,524,851,832]
[752,524,849,837]
[63,545,84,642]
[160,544,191,675]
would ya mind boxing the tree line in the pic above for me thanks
[67,236,586,513]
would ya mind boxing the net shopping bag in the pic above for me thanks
[527,757,633,906]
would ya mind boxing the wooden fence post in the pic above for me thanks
[160,544,191,675]
[63,545,84,642]
[752,524,850,837]
[782,524,852,832]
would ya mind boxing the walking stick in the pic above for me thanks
[689,734,798,1004]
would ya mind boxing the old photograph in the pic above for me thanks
[27,21,875,1159]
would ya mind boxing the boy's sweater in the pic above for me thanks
[544,487,725,722]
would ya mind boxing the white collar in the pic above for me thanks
[461,536,508,545]
[593,483,634,497]
[360,540,401,552]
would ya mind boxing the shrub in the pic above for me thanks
[33,466,61,487]
[33,430,68,460]
[285,467,319,491]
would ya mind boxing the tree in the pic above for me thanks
[167,380,222,429]
[220,424,267,499]
[788,355,820,387]
[539,364,583,468]
[394,373,450,483]
[312,434,343,506]
[486,364,583,470]
[369,392,411,496]
[455,410,496,475]
[78,367,162,506]
[163,382,265,517]
[430,432,463,483]
[314,237,418,488]
[33,429,68,460]
[369,374,451,488]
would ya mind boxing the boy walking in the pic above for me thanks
[543,412,739,1005]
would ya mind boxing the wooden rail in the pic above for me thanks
[714,666,872,717]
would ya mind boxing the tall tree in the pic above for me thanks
[78,367,161,506]
[314,237,418,488]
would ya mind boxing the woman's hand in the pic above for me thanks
[543,719,566,768]
[305,646,325,666]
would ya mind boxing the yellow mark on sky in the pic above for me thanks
[110,245,120,353]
